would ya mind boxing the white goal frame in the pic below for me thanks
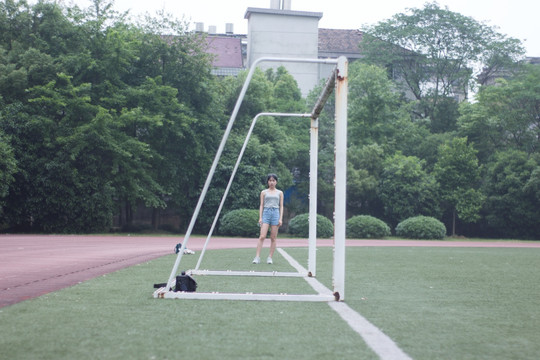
[154,56,348,302]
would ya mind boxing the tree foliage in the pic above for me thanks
[0,0,218,232]
[360,2,525,131]
[1,1,538,239]
[433,137,484,235]
[482,150,540,239]
[0,127,17,216]
[458,65,540,158]
[379,153,440,225]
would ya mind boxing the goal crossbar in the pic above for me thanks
[160,56,348,301]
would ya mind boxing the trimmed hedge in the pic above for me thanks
[288,213,334,238]
[346,215,390,239]
[395,216,446,240]
[219,209,260,237]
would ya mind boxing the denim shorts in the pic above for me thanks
[262,207,280,226]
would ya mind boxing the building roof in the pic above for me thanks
[203,28,368,76]
[318,28,364,59]
[244,7,323,20]
[204,36,244,68]
[527,57,540,65]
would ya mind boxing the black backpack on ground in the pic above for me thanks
[153,271,197,292]
[175,271,197,292]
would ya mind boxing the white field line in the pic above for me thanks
[277,248,413,360]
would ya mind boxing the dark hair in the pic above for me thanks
[266,173,278,182]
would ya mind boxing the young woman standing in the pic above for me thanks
[253,174,284,264]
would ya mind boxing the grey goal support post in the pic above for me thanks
[154,56,348,302]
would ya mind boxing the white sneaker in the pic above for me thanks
[267,257,273,264]
[252,256,260,264]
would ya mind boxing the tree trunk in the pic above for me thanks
[152,208,160,230]
[125,201,133,226]
[452,209,456,236]
[118,205,124,226]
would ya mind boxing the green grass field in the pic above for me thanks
[0,246,539,359]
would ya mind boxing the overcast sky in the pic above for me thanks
[61,0,539,57]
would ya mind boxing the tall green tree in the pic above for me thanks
[347,144,385,218]
[347,62,406,148]
[0,126,17,216]
[458,64,540,159]
[482,150,540,239]
[267,66,304,113]
[135,10,216,114]
[433,137,484,236]
[310,62,435,220]
[1,73,117,232]
[0,0,32,51]
[379,152,440,226]
[0,0,222,232]
[360,2,524,132]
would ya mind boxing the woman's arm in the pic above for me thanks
[259,190,265,225]
[279,190,284,226]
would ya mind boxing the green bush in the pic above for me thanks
[346,215,390,239]
[395,216,447,240]
[219,209,260,237]
[288,213,334,238]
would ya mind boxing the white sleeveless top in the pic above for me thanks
[263,190,281,209]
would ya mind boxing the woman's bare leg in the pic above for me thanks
[268,225,279,258]
[256,223,269,257]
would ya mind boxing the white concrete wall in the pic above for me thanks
[246,9,322,97]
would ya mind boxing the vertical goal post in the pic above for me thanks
[156,56,348,302]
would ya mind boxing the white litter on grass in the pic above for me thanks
[278,248,413,360]
[174,243,195,255]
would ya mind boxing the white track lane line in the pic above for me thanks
[278,248,412,360]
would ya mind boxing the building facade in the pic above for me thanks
[244,5,322,96]
[201,1,365,96]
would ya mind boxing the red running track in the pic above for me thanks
[1,234,538,308]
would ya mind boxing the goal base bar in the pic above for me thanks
[188,269,307,277]
[153,289,336,302]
